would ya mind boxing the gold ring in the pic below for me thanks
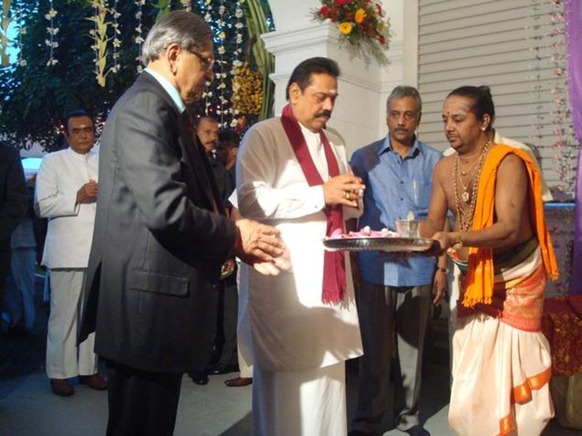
[345,192,351,200]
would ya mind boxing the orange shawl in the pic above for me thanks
[462,144,559,308]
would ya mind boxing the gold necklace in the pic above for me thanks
[457,172,472,203]
[453,140,491,232]
[459,159,480,177]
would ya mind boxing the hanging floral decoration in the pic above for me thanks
[88,0,108,87]
[228,1,245,128]
[1,0,272,141]
[311,0,390,65]
[45,0,58,66]
[215,2,229,120]
[110,0,121,74]
[134,0,145,73]
[200,0,214,116]
[231,63,262,115]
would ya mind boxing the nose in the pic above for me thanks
[323,96,334,111]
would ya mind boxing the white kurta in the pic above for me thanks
[35,147,98,268]
[35,147,99,378]
[237,117,363,372]
[238,118,362,435]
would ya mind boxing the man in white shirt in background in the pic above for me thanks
[35,109,107,397]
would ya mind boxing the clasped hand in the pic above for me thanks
[76,179,98,204]
[233,218,290,276]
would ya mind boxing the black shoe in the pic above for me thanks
[403,426,430,436]
[207,363,239,375]
[189,370,209,385]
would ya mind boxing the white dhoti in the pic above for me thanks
[252,362,347,436]
[46,269,98,378]
[449,315,553,436]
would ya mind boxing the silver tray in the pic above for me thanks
[323,237,439,253]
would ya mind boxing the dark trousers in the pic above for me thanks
[105,359,183,436]
[351,280,431,434]
[215,275,239,366]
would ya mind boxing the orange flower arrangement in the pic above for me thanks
[312,0,390,64]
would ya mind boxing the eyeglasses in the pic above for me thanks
[189,50,215,72]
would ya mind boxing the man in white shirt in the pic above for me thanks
[237,57,365,435]
[35,109,107,396]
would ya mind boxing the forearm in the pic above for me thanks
[449,221,522,249]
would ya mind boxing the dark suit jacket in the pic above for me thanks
[0,143,28,276]
[80,72,236,373]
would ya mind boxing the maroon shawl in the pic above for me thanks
[280,104,346,303]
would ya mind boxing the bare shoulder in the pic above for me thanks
[433,155,455,180]
[498,153,527,175]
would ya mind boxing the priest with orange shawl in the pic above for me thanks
[422,86,559,436]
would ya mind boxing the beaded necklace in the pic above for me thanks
[453,140,491,233]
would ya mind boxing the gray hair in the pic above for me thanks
[387,86,422,119]
[141,11,213,65]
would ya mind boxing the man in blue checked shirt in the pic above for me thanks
[349,86,447,436]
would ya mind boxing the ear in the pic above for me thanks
[166,43,182,75]
[289,83,301,104]
[481,114,491,131]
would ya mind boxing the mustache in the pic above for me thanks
[394,127,409,133]
[316,110,332,118]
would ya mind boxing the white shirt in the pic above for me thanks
[35,147,99,268]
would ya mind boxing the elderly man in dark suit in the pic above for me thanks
[80,11,287,436]
[0,140,28,334]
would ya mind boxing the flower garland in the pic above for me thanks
[215,1,229,124]
[134,0,145,73]
[88,0,108,87]
[111,0,121,74]
[45,0,58,66]
[229,1,245,128]
[311,0,390,65]
[231,63,262,115]
[201,0,213,116]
